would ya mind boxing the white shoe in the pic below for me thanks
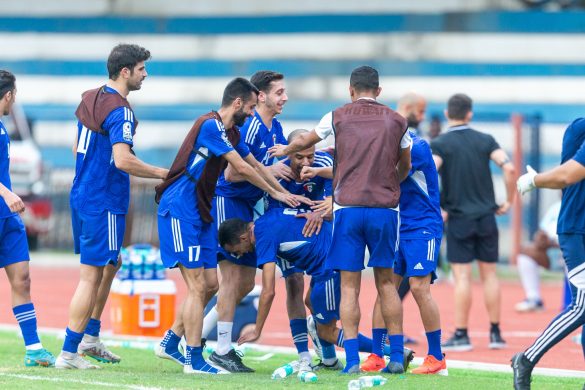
[55,353,100,369]
[515,299,544,313]
[298,358,313,374]
[306,315,323,360]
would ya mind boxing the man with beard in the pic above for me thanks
[204,71,302,373]
[56,44,169,369]
[155,77,302,375]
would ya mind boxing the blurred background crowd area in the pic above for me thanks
[1,0,583,258]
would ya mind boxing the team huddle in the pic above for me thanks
[1,43,584,389]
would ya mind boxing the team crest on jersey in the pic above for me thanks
[303,182,316,193]
[122,122,133,142]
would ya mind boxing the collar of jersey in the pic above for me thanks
[448,124,470,132]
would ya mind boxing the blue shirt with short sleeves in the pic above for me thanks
[400,131,443,238]
[70,87,135,215]
[266,151,333,211]
[557,118,585,234]
[0,120,15,219]
[255,208,332,277]
[158,118,249,226]
[215,111,287,203]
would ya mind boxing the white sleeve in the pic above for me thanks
[400,130,412,149]
[314,111,333,140]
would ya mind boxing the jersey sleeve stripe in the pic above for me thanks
[245,118,260,145]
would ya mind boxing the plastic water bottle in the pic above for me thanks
[117,248,130,280]
[271,361,300,379]
[298,371,318,383]
[154,260,166,280]
[130,252,144,279]
[359,375,387,387]
[348,380,362,390]
[142,251,155,280]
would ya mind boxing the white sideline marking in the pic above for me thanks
[0,373,163,390]
[0,324,583,379]
[247,353,275,361]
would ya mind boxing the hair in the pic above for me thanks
[250,70,284,93]
[0,70,16,99]
[350,65,379,92]
[447,93,473,120]
[107,44,151,80]
[218,218,249,248]
[287,129,309,144]
[221,77,260,107]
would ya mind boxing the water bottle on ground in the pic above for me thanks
[348,380,362,390]
[271,360,300,379]
[298,371,317,383]
[359,375,387,387]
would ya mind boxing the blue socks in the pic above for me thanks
[63,327,84,354]
[426,329,443,361]
[13,303,41,348]
[185,345,219,373]
[388,334,404,364]
[336,329,374,353]
[336,329,344,347]
[84,318,101,337]
[372,328,386,357]
[342,338,359,373]
[320,338,337,360]
[161,329,185,364]
[290,319,309,354]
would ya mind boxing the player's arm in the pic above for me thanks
[518,160,585,195]
[0,182,25,213]
[222,151,302,208]
[300,165,333,180]
[112,143,168,179]
[72,132,78,156]
[491,148,516,215]
[243,154,290,194]
[237,262,277,345]
[270,112,332,157]
[396,130,412,182]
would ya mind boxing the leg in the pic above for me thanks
[516,253,544,311]
[451,263,473,329]
[339,270,361,371]
[201,267,219,339]
[478,261,500,324]
[284,273,311,361]
[374,267,404,369]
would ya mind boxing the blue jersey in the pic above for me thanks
[557,118,585,234]
[255,208,332,277]
[266,151,333,211]
[0,121,15,219]
[399,131,442,238]
[158,118,249,226]
[70,87,135,214]
[215,111,287,203]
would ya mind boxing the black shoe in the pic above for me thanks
[489,330,507,349]
[403,347,415,371]
[442,333,472,352]
[511,352,533,390]
[209,349,254,373]
[381,361,404,374]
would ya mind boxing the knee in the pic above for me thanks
[187,284,207,300]
[11,272,31,295]
[206,280,219,297]
[242,277,255,297]
[409,279,430,300]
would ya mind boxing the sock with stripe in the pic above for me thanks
[289,319,309,356]
[371,328,386,358]
[342,338,360,373]
[13,303,42,350]
[336,329,344,347]
[426,329,443,361]
[62,327,84,354]
[320,337,337,364]
[388,334,404,364]
[186,345,219,373]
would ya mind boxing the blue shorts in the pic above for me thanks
[72,209,124,266]
[276,257,304,278]
[0,215,29,267]
[394,237,440,283]
[559,234,585,294]
[158,213,216,269]
[310,272,340,324]
[326,207,399,272]
[212,195,257,268]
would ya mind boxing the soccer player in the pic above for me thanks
[269,65,412,374]
[218,212,413,374]
[205,71,297,373]
[431,93,515,352]
[155,77,301,375]
[0,70,55,367]
[513,118,585,390]
[56,44,169,369]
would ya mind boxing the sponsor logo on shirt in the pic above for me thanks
[220,130,233,148]
[303,182,316,193]
[122,122,133,142]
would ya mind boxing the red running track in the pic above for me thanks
[0,265,582,371]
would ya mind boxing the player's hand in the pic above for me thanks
[268,144,287,158]
[269,161,294,182]
[517,165,538,195]
[300,166,318,181]
[296,211,323,237]
[496,200,511,215]
[441,208,448,222]
[2,191,25,214]
[311,197,333,218]
[271,192,301,208]
[157,167,169,180]
[237,326,260,345]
